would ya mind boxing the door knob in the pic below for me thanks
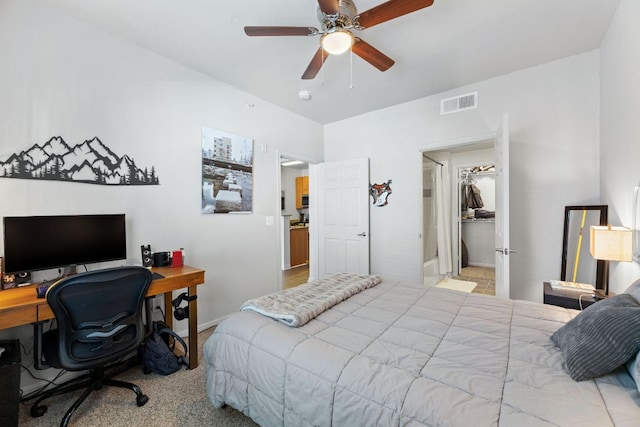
[357,232,367,237]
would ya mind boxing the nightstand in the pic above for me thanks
[543,282,598,310]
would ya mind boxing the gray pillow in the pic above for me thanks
[551,294,640,381]
[623,278,640,304]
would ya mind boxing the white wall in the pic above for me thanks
[599,0,640,292]
[325,52,601,302]
[0,0,323,388]
[281,167,300,217]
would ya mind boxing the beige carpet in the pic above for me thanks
[436,278,477,293]
[19,327,257,427]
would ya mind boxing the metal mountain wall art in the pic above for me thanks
[0,136,159,185]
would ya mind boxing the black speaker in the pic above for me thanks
[0,340,21,427]
[1,271,31,289]
[141,245,152,268]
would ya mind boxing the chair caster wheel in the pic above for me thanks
[31,404,48,418]
[137,394,149,407]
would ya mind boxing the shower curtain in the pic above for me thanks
[435,162,453,277]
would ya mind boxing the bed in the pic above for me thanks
[204,274,640,426]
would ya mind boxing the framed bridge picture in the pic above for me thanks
[201,127,253,214]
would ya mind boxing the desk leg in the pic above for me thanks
[162,289,198,369]
[32,321,50,370]
[187,285,198,369]
[163,291,174,331]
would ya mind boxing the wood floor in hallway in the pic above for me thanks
[283,264,309,289]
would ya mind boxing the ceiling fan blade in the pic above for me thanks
[357,0,434,29]
[301,48,329,80]
[352,38,395,72]
[244,26,318,36]
[317,0,339,16]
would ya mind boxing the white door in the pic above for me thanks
[311,158,370,278]
[494,114,512,298]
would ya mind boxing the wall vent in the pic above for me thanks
[440,92,478,115]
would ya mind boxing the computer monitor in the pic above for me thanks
[2,214,126,274]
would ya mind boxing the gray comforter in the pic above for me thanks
[204,280,640,426]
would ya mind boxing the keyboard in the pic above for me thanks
[549,280,595,292]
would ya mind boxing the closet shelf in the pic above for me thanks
[461,218,495,223]
[469,171,496,176]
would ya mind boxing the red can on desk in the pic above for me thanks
[170,250,183,268]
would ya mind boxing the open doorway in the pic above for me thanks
[279,153,316,289]
[457,163,496,295]
[421,140,496,296]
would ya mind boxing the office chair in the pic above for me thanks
[30,266,153,427]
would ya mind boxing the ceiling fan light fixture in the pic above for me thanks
[321,29,353,55]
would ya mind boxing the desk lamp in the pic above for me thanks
[590,225,632,298]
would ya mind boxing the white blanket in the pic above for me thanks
[239,272,381,327]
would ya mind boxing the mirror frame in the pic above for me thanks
[561,205,608,289]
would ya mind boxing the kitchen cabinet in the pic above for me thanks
[295,176,309,209]
[290,227,309,267]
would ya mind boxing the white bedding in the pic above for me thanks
[204,279,640,426]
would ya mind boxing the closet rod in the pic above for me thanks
[422,154,443,166]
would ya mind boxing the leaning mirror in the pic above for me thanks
[561,205,608,289]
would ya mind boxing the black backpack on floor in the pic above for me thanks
[138,320,188,375]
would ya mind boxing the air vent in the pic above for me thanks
[440,92,478,115]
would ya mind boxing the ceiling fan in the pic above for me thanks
[244,0,435,80]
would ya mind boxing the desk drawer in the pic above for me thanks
[0,306,37,329]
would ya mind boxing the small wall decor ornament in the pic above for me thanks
[0,136,159,185]
[369,179,392,207]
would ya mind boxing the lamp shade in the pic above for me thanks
[321,30,353,55]
[589,225,633,261]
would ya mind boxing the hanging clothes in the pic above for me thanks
[463,183,484,209]
[461,183,468,212]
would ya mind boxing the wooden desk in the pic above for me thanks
[0,265,205,369]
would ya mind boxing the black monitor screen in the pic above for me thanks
[3,214,126,274]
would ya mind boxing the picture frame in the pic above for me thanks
[201,127,253,214]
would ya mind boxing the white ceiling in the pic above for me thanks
[38,0,620,124]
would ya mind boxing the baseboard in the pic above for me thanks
[467,262,495,268]
[173,315,229,338]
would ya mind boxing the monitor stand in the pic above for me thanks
[61,265,77,277]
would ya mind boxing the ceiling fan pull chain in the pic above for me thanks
[321,47,325,85]
[349,48,353,89]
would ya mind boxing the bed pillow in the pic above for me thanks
[551,294,640,381]
[623,278,640,304]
